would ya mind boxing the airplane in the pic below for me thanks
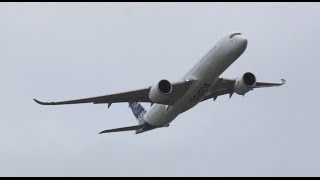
[34,32,285,134]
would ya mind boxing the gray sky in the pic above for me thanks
[1,2,320,177]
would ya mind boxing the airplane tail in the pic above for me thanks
[128,102,146,125]
[99,102,153,134]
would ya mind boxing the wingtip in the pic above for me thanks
[281,79,286,84]
[33,99,41,104]
[33,99,50,105]
[98,130,108,134]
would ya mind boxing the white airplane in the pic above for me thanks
[34,32,285,134]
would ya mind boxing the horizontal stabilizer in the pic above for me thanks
[99,124,143,134]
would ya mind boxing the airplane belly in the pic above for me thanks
[144,80,209,127]
[144,104,178,127]
[145,35,247,128]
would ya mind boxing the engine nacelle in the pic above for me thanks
[234,72,256,95]
[149,79,173,103]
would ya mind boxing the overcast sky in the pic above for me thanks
[1,2,320,177]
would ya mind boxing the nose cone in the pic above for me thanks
[237,35,247,48]
[236,35,247,53]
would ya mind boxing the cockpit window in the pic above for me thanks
[229,33,242,39]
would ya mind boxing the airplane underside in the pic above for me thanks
[34,32,285,135]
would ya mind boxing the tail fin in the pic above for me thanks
[129,102,146,125]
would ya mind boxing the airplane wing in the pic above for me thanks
[202,77,285,101]
[34,79,194,106]
[254,79,286,88]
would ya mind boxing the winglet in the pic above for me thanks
[33,99,53,105]
[281,79,286,84]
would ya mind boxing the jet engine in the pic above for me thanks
[149,79,173,103]
[234,72,256,95]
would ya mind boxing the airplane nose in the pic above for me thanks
[236,35,247,52]
[238,35,247,47]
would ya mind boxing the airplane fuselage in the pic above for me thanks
[144,32,248,128]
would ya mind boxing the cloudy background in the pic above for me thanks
[0,3,319,177]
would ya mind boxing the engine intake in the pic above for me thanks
[243,72,256,86]
[234,72,256,95]
[158,80,172,94]
[149,79,172,103]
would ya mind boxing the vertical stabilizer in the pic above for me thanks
[129,102,146,125]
